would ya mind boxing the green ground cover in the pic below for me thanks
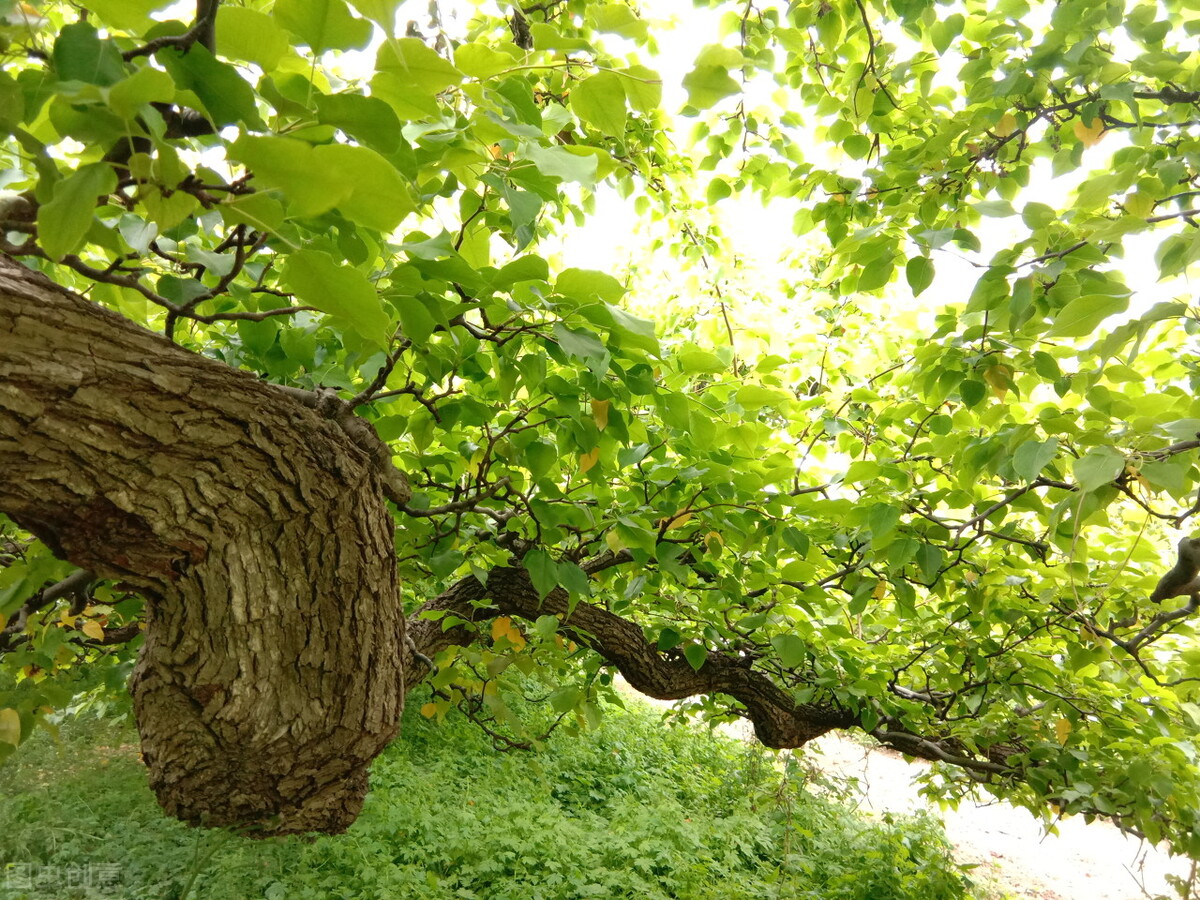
[1,694,974,900]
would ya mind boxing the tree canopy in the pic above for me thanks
[2,0,1200,851]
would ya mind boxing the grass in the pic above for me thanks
[0,691,977,900]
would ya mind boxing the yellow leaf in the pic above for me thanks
[982,364,1013,401]
[1055,717,1072,745]
[81,620,105,641]
[963,570,979,584]
[591,399,610,431]
[605,530,625,553]
[579,447,600,473]
[0,708,21,747]
[506,624,527,651]
[661,511,693,531]
[1073,118,1105,147]
[58,610,77,627]
[491,617,512,641]
[995,112,1018,137]
[872,581,887,600]
[420,702,438,718]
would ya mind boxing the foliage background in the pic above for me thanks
[1,0,1200,861]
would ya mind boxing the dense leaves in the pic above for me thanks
[2,0,1200,859]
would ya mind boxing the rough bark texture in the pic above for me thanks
[406,566,860,748]
[0,255,405,835]
[403,566,1018,777]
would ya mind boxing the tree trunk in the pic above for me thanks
[0,255,406,835]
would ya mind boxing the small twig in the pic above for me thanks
[122,0,219,61]
[1,570,95,652]
[400,478,512,518]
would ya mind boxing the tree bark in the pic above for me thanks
[406,565,860,748]
[0,255,406,835]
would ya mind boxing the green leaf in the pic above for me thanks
[274,0,373,52]
[548,685,582,713]
[229,136,351,218]
[657,627,683,651]
[36,164,117,261]
[1140,458,1188,494]
[1012,438,1058,481]
[598,303,658,354]
[525,146,599,185]
[682,63,741,109]
[219,192,285,234]
[280,249,392,347]
[315,94,403,153]
[313,144,416,232]
[142,186,198,231]
[683,643,708,671]
[82,0,160,30]
[858,255,894,291]
[107,66,175,120]
[867,503,901,539]
[494,255,549,287]
[378,38,464,92]
[678,346,726,374]
[160,45,262,128]
[1073,447,1125,493]
[53,23,125,86]
[915,544,942,583]
[524,549,558,599]
[523,440,557,477]
[455,43,518,78]
[1047,294,1129,338]
[533,614,560,638]
[347,0,402,28]
[557,268,626,303]
[557,561,592,598]
[905,256,934,296]
[771,634,806,667]
[215,7,290,70]
[553,323,608,365]
[736,384,789,411]
[571,71,627,137]
[593,3,649,40]
[959,378,987,407]
[683,45,742,109]
[1022,202,1056,229]
[621,65,662,113]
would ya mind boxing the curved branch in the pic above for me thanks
[403,563,1024,784]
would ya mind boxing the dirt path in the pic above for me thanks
[803,733,1192,900]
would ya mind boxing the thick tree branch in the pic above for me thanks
[0,253,406,835]
[403,562,1023,787]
